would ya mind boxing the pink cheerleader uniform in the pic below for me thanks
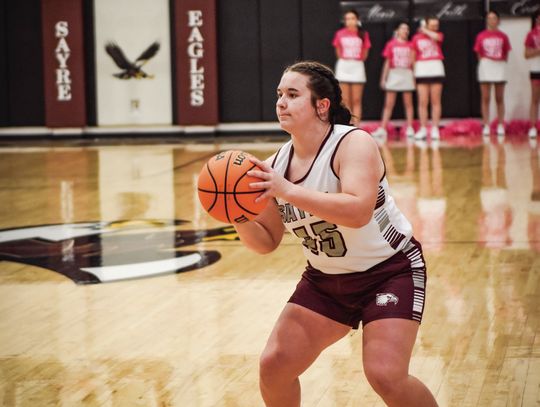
[474,29,511,83]
[382,38,415,91]
[332,28,371,83]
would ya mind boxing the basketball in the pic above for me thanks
[197,150,269,224]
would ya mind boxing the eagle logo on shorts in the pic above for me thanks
[376,293,399,306]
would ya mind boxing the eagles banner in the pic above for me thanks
[94,0,172,125]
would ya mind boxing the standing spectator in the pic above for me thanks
[373,22,416,139]
[332,9,371,125]
[411,16,445,140]
[474,11,512,138]
[525,10,540,139]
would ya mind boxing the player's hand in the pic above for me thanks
[247,157,293,202]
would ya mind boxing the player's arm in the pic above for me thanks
[421,26,443,42]
[233,199,284,254]
[380,59,389,89]
[248,130,382,228]
[525,46,540,59]
[362,47,370,61]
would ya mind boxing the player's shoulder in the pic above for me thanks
[333,125,377,152]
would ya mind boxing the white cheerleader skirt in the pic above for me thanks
[335,59,366,83]
[414,59,445,79]
[385,68,415,91]
[478,58,507,83]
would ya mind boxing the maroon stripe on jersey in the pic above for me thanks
[270,146,283,169]
[374,185,385,209]
[287,125,333,184]
[383,226,406,249]
[330,127,358,180]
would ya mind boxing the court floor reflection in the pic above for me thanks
[0,136,538,406]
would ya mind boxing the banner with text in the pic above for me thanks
[413,0,483,21]
[41,0,86,127]
[173,0,219,125]
[94,0,172,125]
[489,0,540,17]
[340,1,409,23]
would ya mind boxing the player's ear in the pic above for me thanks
[317,98,330,114]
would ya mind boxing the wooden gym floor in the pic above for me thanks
[0,134,538,406]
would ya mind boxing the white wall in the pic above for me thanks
[495,18,532,120]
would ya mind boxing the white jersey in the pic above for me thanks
[272,124,413,274]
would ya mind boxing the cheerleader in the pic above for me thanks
[474,11,512,137]
[332,9,371,125]
[411,16,445,140]
[525,10,540,139]
[372,22,416,139]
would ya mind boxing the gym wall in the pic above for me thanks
[0,0,538,127]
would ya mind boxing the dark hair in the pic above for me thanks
[487,10,500,19]
[284,61,352,125]
[343,9,365,41]
[533,10,540,29]
[425,15,439,25]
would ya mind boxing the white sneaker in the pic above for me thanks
[372,127,388,138]
[431,126,440,140]
[482,124,490,136]
[528,127,538,138]
[496,124,505,137]
[415,126,427,140]
[405,126,415,138]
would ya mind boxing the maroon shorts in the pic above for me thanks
[288,238,427,329]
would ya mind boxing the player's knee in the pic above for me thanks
[364,363,404,398]
[259,347,293,384]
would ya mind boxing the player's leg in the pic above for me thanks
[530,80,540,137]
[494,83,506,127]
[381,91,397,129]
[340,82,352,120]
[351,83,364,124]
[415,83,429,139]
[259,303,350,407]
[429,82,443,129]
[416,83,429,127]
[480,83,492,128]
[362,318,438,407]
[402,91,414,132]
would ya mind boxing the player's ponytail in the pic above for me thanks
[284,61,352,125]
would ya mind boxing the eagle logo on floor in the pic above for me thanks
[0,220,238,284]
[105,41,160,79]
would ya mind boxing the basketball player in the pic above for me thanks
[373,22,416,139]
[525,10,540,139]
[474,11,512,138]
[234,61,438,407]
[411,16,445,140]
[332,9,371,125]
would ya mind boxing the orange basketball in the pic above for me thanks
[197,150,268,224]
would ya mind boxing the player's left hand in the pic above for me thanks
[247,157,293,202]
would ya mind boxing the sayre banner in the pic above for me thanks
[413,0,483,20]
[173,0,219,125]
[489,0,540,17]
[340,1,409,22]
[41,0,86,127]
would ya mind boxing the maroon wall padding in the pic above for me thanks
[173,0,219,125]
[41,0,86,127]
